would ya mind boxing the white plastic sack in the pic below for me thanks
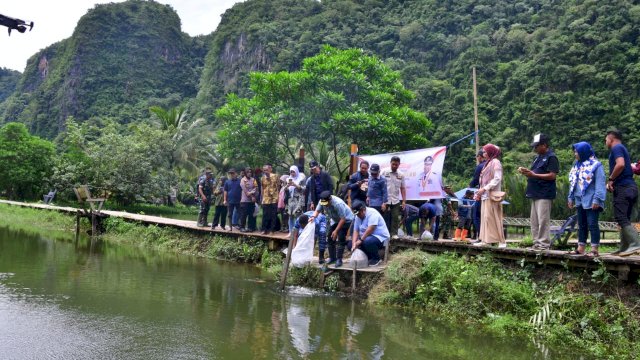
[397,228,405,237]
[290,222,315,267]
[421,230,434,241]
[350,248,369,269]
[253,203,260,217]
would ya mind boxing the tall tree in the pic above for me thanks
[0,122,55,199]
[216,46,431,180]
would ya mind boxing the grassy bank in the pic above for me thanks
[2,203,639,359]
[369,250,640,359]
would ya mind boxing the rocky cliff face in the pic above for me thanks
[1,0,205,138]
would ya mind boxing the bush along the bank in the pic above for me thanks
[369,250,640,360]
[102,217,284,270]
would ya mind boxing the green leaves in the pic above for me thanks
[216,46,431,179]
[0,123,55,199]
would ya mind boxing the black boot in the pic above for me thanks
[318,249,325,264]
[335,244,345,268]
[326,244,337,265]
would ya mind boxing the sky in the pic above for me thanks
[0,0,244,72]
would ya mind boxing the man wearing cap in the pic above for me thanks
[367,163,388,216]
[197,168,215,227]
[348,160,370,204]
[305,160,334,211]
[260,164,280,235]
[292,211,328,263]
[224,168,242,231]
[518,133,559,250]
[348,200,390,267]
[382,156,406,238]
[311,190,354,267]
[469,150,486,239]
[605,129,640,256]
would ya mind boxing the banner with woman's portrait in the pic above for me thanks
[359,146,447,200]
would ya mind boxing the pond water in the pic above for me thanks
[0,226,559,359]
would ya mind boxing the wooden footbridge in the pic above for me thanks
[2,200,640,281]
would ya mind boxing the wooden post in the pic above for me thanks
[349,144,358,174]
[384,239,390,265]
[351,264,357,292]
[279,231,296,290]
[473,67,480,161]
[75,210,81,243]
[91,212,97,238]
[298,146,305,173]
[349,143,358,207]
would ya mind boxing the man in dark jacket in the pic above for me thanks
[305,160,334,210]
[348,160,369,203]
[518,133,559,251]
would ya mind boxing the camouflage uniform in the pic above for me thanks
[439,197,456,239]
[197,174,215,226]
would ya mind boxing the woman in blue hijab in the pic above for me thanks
[567,142,606,256]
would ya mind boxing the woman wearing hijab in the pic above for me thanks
[473,144,507,247]
[567,142,606,256]
[286,165,307,234]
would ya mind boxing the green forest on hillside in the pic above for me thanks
[1,0,640,219]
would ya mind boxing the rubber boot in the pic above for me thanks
[454,228,462,241]
[461,229,469,242]
[610,228,630,255]
[326,244,337,265]
[318,249,325,264]
[619,225,640,256]
[335,244,345,268]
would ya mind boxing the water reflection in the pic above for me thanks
[0,225,566,359]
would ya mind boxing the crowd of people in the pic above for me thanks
[195,128,640,266]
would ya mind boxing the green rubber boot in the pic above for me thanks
[619,225,640,257]
[609,228,629,256]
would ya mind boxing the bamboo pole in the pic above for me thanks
[75,210,81,244]
[279,230,296,290]
[473,67,480,162]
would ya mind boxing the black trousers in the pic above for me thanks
[613,184,638,227]
[212,205,227,228]
[240,202,257,230]
[262,203,278,231]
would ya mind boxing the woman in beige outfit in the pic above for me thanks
[473,144,506,247]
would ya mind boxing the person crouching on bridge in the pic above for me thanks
[348,200,390,267]
[311,191,354,267]
[292,211,328,263]
[567,142,606,257]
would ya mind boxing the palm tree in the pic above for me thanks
[149,105,209,174]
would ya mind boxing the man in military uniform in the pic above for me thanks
[197,168,215,227]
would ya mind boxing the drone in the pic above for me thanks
[0,13,33,35]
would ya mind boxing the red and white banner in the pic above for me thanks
[359,146,447,200]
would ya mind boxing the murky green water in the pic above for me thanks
[0,226,557,359]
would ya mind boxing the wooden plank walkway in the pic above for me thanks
[0,199,290,242]
[3,200,640,279]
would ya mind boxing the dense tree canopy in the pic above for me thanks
[0,122,55,199]
[216,46,431,179]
